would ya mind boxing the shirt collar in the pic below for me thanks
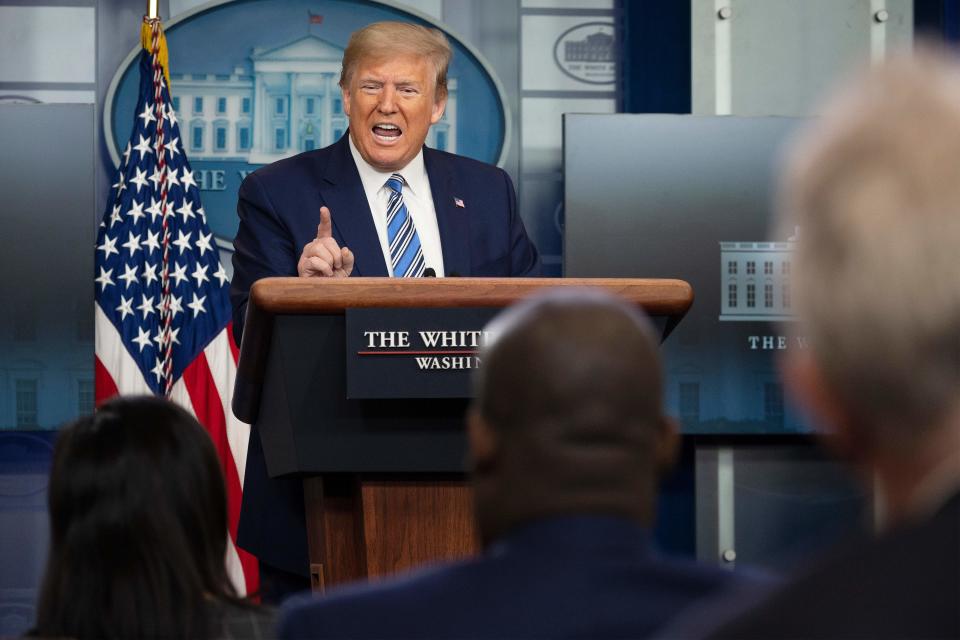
[348,134,429,198]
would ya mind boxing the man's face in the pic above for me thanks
[343,54,446,172]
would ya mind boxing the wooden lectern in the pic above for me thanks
[232,277,692,592]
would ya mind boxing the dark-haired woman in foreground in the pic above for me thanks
[33,396,274,639]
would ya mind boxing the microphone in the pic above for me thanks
[423,268,436,277]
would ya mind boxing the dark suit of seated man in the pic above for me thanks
[229,21,540,600]
[278,289,755,639]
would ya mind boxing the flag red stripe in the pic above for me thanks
[181,352,259,596]
[94,355,120,407]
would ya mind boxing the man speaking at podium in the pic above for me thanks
[230,21,540,599]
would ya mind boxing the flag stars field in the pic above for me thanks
[191,262,209,287]
[116,295,134,320]
[173,229,192,254]
[169,294,183,317]
[122,231,142,256]
[181,167,196,190]
[138,103,156,127]
[150,358,164,382]
[196,231,213,256]
[128,199,146,223]
[98,234,118,258]
[95,266,114,291]
[132,326,152,352]
[166,167,181,190]
[119,263,139,288]
[170,262,188,286]
[188,293,207,317]
[137,294,155,319]
[177,198,195,222]
[134,134,153,159]
[108,205,123,228]
[149,166,164,190]
[144,229,161,254]
[146,197,163,222]
[130,167,150,193]
[142,261,158,286]
[214,264,229,287]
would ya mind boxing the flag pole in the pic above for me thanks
[139,3,174,393]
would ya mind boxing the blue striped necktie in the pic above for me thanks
[385,173,426,278]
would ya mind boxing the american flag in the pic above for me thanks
[94,18,258,597]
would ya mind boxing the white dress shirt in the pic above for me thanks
[348,137,445,277]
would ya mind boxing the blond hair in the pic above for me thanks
[339,21,452,100]
[780,46,960,444]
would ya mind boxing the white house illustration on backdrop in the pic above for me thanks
[169,35,458,165]
[719,229,798,322]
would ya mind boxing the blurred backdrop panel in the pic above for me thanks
[0,103,95,636]
[564,113,806,435]
[0,105,96,431]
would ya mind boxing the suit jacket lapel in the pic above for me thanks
[425,147,471,277]
[317,134,389,277]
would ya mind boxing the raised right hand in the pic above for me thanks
[297,206,355,278]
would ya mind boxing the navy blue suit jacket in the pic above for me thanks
[230,134,540,575]
[279,517,752,639]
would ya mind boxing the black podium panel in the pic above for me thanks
[258,315,470,476]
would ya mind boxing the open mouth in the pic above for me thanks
[372,123,402,142]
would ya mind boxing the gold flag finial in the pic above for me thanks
[140,15,171,89]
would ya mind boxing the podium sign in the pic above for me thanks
[345,307,499,400]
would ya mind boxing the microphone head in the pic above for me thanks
[423,267,436,277]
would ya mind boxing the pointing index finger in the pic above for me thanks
[317,206,333,239]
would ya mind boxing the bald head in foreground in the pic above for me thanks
[707,48,960,640]
[469,288,674,545]
[279,289,753,639]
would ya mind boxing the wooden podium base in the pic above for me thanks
[303,476,479,592]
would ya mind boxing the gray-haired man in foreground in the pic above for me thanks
[706,47,960,639]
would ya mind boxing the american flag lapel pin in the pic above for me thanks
[454,197,465,208]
